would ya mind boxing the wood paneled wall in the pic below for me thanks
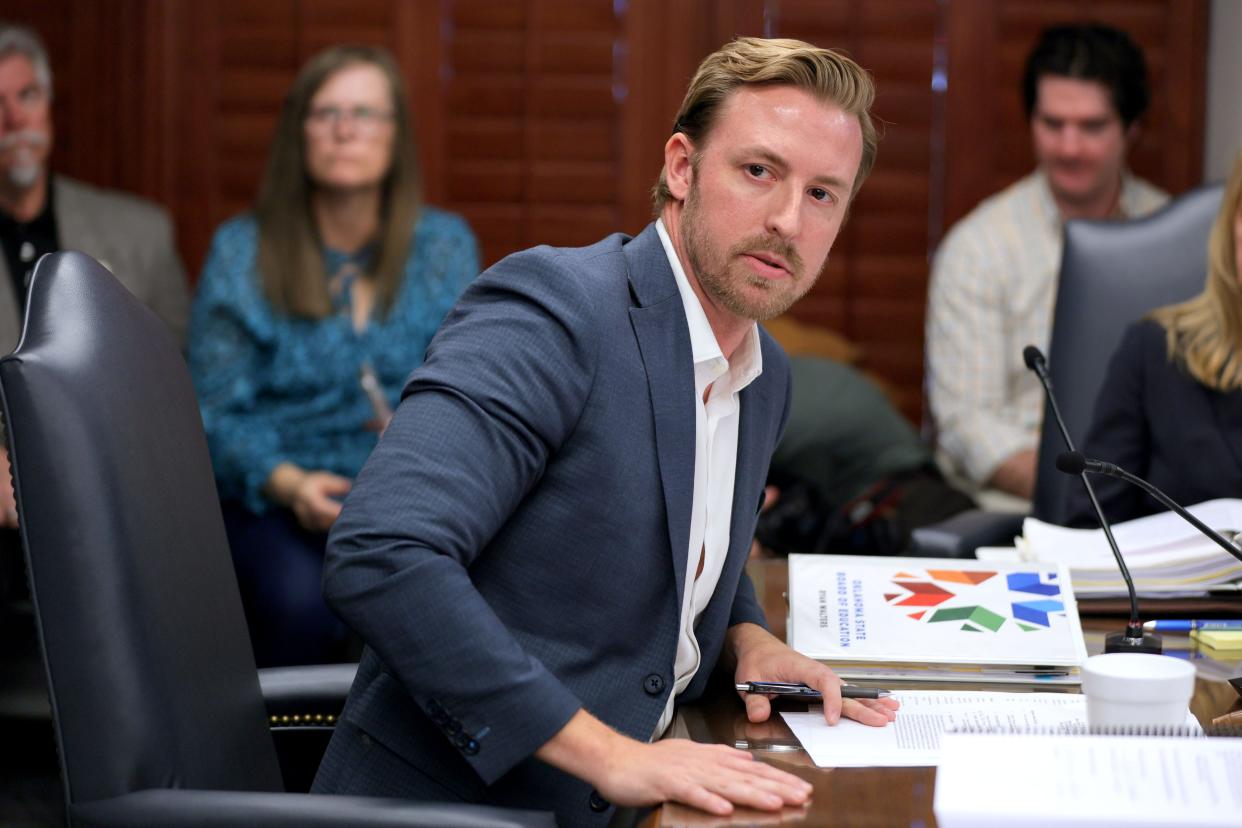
[3,0,1208,421]
[943,0,1208,227]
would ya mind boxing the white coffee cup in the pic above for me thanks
[1081,653,1196,728]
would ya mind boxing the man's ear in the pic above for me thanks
[1124,121,1140,149]
[663,132,695,202]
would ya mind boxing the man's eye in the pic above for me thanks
[747,164,768,178]
[809,187,831,203]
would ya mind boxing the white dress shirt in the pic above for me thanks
[652,219,763,737]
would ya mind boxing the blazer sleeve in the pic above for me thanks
[322,246,600,785]
[926,229,1033,484]
[1064,320,1157,527]
[728,573,766,629]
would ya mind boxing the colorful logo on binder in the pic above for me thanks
[882,569,1064,632]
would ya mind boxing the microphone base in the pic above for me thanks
[1103,630,1163,654]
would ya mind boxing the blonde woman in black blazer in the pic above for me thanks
[1068,151,1242,526]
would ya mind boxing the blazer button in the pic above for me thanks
[589,790,610,812]
[463,739,480,756]
[453,732,468,748]
[643,674,665,695]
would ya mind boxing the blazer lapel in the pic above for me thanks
[52,179,103,267]
[0,254,20,356]
[625,225,696,609]
[720,377,771,599]
[0,180,65,354]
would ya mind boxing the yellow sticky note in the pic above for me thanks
[1191,629,1242,650]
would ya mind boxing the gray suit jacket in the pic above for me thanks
[0,176,189,355]
[313,224,791,826]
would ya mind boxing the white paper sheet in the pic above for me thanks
[780,690,1197,767]
[934,732,1242,828]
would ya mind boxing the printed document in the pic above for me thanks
[780,690,1196,767]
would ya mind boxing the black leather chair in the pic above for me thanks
[1032,181,1224,524]
[914,182,1224,554]
[0,252,552,827]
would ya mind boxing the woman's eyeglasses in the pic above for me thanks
[305,105,394,135]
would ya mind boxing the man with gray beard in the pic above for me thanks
[0,24,189,347]
[0,23,189,526]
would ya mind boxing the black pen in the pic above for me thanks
[736,681,892,700]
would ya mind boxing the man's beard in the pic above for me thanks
[0,130,49,190]
[679,179,823,322]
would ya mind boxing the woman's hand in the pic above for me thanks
[290,471,352,531]
[266,462,352,532]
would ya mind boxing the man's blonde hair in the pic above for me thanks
[652,37,877,214]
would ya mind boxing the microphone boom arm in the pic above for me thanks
[1095,462,1242,564]
[1024,345,1147,641]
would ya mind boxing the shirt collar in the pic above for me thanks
[0,175,55,232]
[655,218,763,391]
[1033,167,1149,233]
[1116,170,1154,218]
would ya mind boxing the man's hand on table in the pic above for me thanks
[727,622,900,726]
[537,708,814,817]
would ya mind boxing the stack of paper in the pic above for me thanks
[1017,498,1242,596]
[781,690,1106,767]
[786,555,1088,684]
[934,731,1242,828]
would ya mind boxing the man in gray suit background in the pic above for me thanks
[313,37,898,824]
[0,23,190,527]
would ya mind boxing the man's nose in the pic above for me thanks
[1056,125,1083,156]
[0,99,24,131]
[765,184,802,239]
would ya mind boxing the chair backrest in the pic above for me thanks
[0,252,284,808]
[1032,182,1224,523]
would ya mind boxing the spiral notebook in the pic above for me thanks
[935,728,1242,828]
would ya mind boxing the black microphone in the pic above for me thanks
[1023,345,1074,452]
[1022,344,1047,375]
[1056,451,1242,565]
[1023,346,1160,654]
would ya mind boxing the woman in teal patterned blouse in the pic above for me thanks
[187,45,479,666]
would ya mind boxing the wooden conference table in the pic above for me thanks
[642,557,1242,828]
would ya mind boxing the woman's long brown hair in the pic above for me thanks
[255,44,422,319]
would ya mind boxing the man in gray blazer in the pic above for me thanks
[0,24,188,354]
[0,23,189,526]
[314,37,898,824]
